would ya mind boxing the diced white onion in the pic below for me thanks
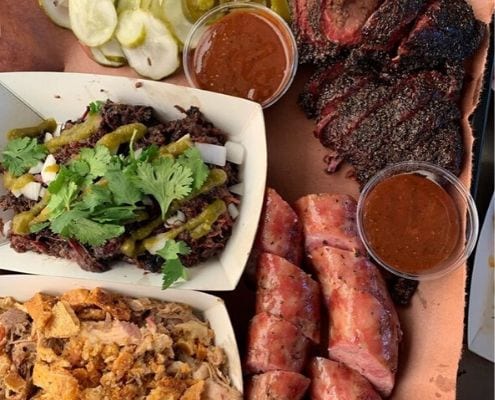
[2,220,12,237]
[44,132,53,143]
[21,181,42,201]
[28,161,44,174]
[225,141,245,164]
[165,211,185,227]
[195,142,226,167]
[53,124,62,137]
[41,154,58,184]
[228,183,244,195]
[11,188,22,198]
[228,203,239,220]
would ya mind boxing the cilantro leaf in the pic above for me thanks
[177,147,209,190]
[106,168,142,205]
[51,210,124,246]
[78,185,113,212]
[90,206,138,223]
[161,259,188,289]
[134,157,193,218]
[78,145,112,179]
[46,180,79,219]
[89,100,104,114]
[156,240,191,289]
[1,137,48,177]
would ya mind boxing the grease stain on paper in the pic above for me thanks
[435,375,455,392]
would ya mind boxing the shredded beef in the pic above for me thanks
[0,192,36,213]
[101,100,156,131]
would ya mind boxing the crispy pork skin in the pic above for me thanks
[310,246,400,396]
[256,253,321,343]
[256,188,304,265]
[247,371,310,400]
[294,193,365,255]
[310,357,382,400]
[245,312,309,374]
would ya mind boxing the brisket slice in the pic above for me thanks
[315,81,392,144]
[333,69,461,156]
[359,0,427,52]
[288,0,340,64]
[349,100,461,183]
[320,0,382,45]
[316,71,373,118]
[396,0,486,68]
[298,62,345,118]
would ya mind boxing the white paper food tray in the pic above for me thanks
[468,194,494,362]
[0,72,267,291]
[0,274,243,391]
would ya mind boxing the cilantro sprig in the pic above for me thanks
[156,240,191,289]
[1,137,48,177]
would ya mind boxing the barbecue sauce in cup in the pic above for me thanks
[361,173,462,274]
[184,4,297,108]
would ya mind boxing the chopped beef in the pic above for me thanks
[91,236,125,261]
[168,106,227,145]
[101,100,156,131]
[396,0,485,68]
[0,192,36,213]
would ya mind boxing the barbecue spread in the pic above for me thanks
[0,287,242,399]
[290,0,486,185]
[0,101,241,288]
[361,173,462,274]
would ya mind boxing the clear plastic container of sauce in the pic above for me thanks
[357,161,479,280]
[183,2,298,108]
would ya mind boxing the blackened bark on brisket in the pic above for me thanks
[359,0,426,52]
[349,100,461,184]
[298,62,346,118]
[316,81,392,143]
[396,0,485,69]
[289,0,341,64]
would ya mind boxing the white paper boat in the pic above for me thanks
[468,194,494,362]
[0,274,243,391]
[0,72,267,291]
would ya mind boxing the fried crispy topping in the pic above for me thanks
[0,288,241,399]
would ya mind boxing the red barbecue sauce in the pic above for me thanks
[192,10,291,105]
[362,174,461,273]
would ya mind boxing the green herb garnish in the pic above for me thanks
[156,239,191,289]
[0,137,48,177]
